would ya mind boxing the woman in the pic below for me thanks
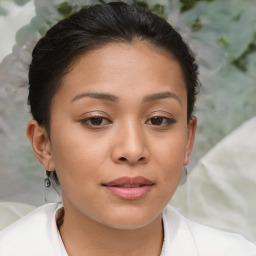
[0,2,255,255]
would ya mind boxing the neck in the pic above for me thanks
[59,200,164,256]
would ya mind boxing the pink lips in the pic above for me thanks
[103,176,154,200]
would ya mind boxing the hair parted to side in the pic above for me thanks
[28,1,199,135]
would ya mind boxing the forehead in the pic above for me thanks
[56,40,187,103]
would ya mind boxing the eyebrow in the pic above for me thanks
[70,91,181,105]
[143,91,182,105]
[71,92,119,103]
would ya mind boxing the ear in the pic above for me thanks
[26,120,55,172]
[183,116,197,165]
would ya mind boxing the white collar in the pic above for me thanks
[162,204,199,255]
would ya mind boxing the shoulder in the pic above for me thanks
[163,205,256,256]
[0,203,63,256]
[187,217,256,255]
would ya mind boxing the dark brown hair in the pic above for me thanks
[28,1,199,136]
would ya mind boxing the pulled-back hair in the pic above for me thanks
[28,1,199,134]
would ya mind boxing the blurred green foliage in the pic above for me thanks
[181,0,256,159]
[0,6,8,16]
[134,0,165,17]
[57,2,73,17]
[13,0,31,6]
[179,0,215,12]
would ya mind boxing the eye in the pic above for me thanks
[81,116,111,127]
[146,116,176,127]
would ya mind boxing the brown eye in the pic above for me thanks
[150,117,164,126]
[90,117,103,126]
[146,116,176,127]
[81,116,111,128]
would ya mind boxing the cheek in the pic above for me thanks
[51,119,103,160]
[150,129,187,186]
[50,124,108,184]
[153,131,187,165]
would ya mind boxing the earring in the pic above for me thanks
[179,166,188,185]
[44,170,51,187]
[183,166,188,177]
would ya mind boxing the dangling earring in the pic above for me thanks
[179,166,188,185]
[44,170,51,187]
[183,166,188,177]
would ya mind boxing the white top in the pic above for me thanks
[0,203,255,256]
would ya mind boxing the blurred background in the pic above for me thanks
[0,0,255,242]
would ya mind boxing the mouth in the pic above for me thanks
[102,176,154,200]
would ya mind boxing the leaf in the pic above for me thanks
[56,2,73,17]
[0,6,8,16]
[13,0,31,7]
[151,4,165,18]
[196,64,256,157]
[225,8,256,61]
[15,24,37,46]
[244,52,256,79]
[134,0,149,9]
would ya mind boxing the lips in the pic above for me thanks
[102,176,154,200]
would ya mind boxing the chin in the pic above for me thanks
[97,206,162,230]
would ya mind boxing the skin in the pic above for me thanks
[27,40,196,256]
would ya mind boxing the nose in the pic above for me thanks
[111,120,149,165]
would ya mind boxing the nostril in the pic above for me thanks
[118,156,146,163]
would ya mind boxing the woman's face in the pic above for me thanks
[46,41,196,229]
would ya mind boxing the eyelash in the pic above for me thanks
[80,116,112,128]
[80,115,176,129]
[146,116,176,127]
